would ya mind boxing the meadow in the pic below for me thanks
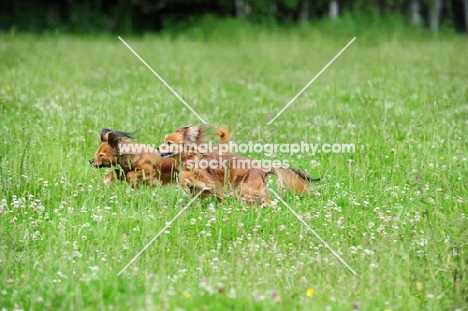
[0,26,467,310]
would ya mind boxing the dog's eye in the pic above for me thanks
[167,142,173,146]
[99,154,104,158]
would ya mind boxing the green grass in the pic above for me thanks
[1,29,467,311]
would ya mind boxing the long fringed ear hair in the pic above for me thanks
[177,125,207,144]
[98,128,136,148]
[99,128,113,142]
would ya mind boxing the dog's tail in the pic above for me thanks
[214,127,233,144]
[213,127,234,154]
[271,167,320,194]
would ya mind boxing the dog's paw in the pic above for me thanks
[103,177,113,184]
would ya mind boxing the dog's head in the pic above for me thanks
[89,128,133,168]
[157,126,207,158]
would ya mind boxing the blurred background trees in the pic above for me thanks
[0,0,467,34]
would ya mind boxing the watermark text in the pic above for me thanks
[119,141,355,156]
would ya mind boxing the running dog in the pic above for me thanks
[157,126,319,205]
[89,128,177,187]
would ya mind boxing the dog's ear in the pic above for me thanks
[175,126,189,134]
[182,126,207,143]
[107,131,121,149]
[99,128,112,142]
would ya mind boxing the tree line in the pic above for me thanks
[1,0,467,34]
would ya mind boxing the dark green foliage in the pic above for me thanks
[0,0,466,34]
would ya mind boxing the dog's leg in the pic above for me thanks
[127,169,160,188]
[239,176,270,206]
[180,171,215,198]
[180,171,207,192]
[158,161,178,185]
[104,171,115,184]
[104,169,125,184]
[144,169,162,187]
[126,171,143,188]
[213,182,225,202]
[261,192,272,206]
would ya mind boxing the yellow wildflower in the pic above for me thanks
[416,282,423,291]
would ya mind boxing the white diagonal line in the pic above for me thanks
[267,37,356,125]
[269,188,358,276]
[118,36,208,125]
[117,188,207,276]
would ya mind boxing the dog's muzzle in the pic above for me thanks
[89,159,103,168]
[157,147,174,158]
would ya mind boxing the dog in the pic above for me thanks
[157,126,319,205]
[89,128,177,187]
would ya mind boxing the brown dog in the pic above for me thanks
[89,128,177,187]
[157,126,319,205]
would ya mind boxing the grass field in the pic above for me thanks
[1,28,468,310]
